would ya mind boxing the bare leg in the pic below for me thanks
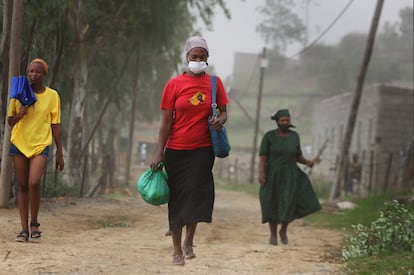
[183,223,197,259]
[13,157,30,232]
[183,223,197,247]
[279,223,289,244]
[171,227,185,265]
[269,222,277,245]
[28,155,47,238]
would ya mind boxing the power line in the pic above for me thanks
[269,0,355,62]
[235,0,356,93]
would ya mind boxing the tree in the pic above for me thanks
[0,0,12,128]
[256,0,307,52]
[297,7,413,95]
[0,0,230,197]
[0,0,24,208]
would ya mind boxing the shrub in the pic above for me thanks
[341,199,414,260]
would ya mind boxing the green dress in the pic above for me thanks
[259,129,321,224]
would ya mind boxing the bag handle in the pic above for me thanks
[211,75,217,117]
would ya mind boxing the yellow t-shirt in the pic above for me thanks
[8,86,61,158]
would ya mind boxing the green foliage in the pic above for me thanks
[6,0,230,126]
[303,193,414,274]
[341,200,414,261]
[346,251,414,275]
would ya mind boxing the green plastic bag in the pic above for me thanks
[137,164,169,206]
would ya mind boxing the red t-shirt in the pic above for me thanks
[161,73,229,150]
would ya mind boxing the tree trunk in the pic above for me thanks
[0,0,12,142]
[329,0,384,200]
[102,105,116,192]
[66,0,88,186]
[0,0,24,208]
[124,53,141,186]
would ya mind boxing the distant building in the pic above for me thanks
[232,52,260,77]
[311,83,414,192]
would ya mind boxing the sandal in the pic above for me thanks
[172,254,185,265]
[183,245,196,259]
[30,222,42,242]
[269,237,277,245]
[15,230,29,242]
[279,230,288,245]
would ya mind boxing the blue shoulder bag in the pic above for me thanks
[208,75,231,158]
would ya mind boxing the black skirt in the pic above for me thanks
[164,146,215,230]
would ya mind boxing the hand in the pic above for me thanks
[209,116,223,131]
[307,160,314,168]
[56,155,64,171]
[313,156,322,164]
[17,106,28,119]
[258,174,266,186]
[150,154,164,171]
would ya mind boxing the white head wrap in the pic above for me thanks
[185,36,209,56]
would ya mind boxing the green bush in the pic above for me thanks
[341,200,414,260]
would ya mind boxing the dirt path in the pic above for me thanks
[0,190,345,274]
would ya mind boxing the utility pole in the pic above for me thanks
[329,0,384,200]
[229,92,265,136]
[249,48,267,184]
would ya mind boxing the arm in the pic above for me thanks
[51,124,64,171]
[151,109,173,171]
[297,155,314,168]
[7,106,28,127]
[258,155,267,186]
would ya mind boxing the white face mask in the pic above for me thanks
[188,61,208,74]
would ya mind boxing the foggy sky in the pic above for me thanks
[200,0,414,80]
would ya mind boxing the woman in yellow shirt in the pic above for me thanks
[8,58,64,242]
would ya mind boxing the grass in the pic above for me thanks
[214,179,414,274]
[302,190,414,274]
[345,251,414,275]
[304,191,414,229]
[304,191,414,274]
[215,178,259,196]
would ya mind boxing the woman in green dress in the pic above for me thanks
[258,109,321,245]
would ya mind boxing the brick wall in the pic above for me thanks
[311,83,413,191]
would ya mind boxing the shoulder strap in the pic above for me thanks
[210,75,217,116]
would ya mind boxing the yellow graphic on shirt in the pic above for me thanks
[189,91,206,106]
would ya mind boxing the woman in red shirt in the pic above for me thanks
[151,36,229,265]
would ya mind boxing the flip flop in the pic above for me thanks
[15,230,29,242]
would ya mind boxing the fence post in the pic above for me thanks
[235,158,239,184]
[383,152,393,193]
[368,150,374,193]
